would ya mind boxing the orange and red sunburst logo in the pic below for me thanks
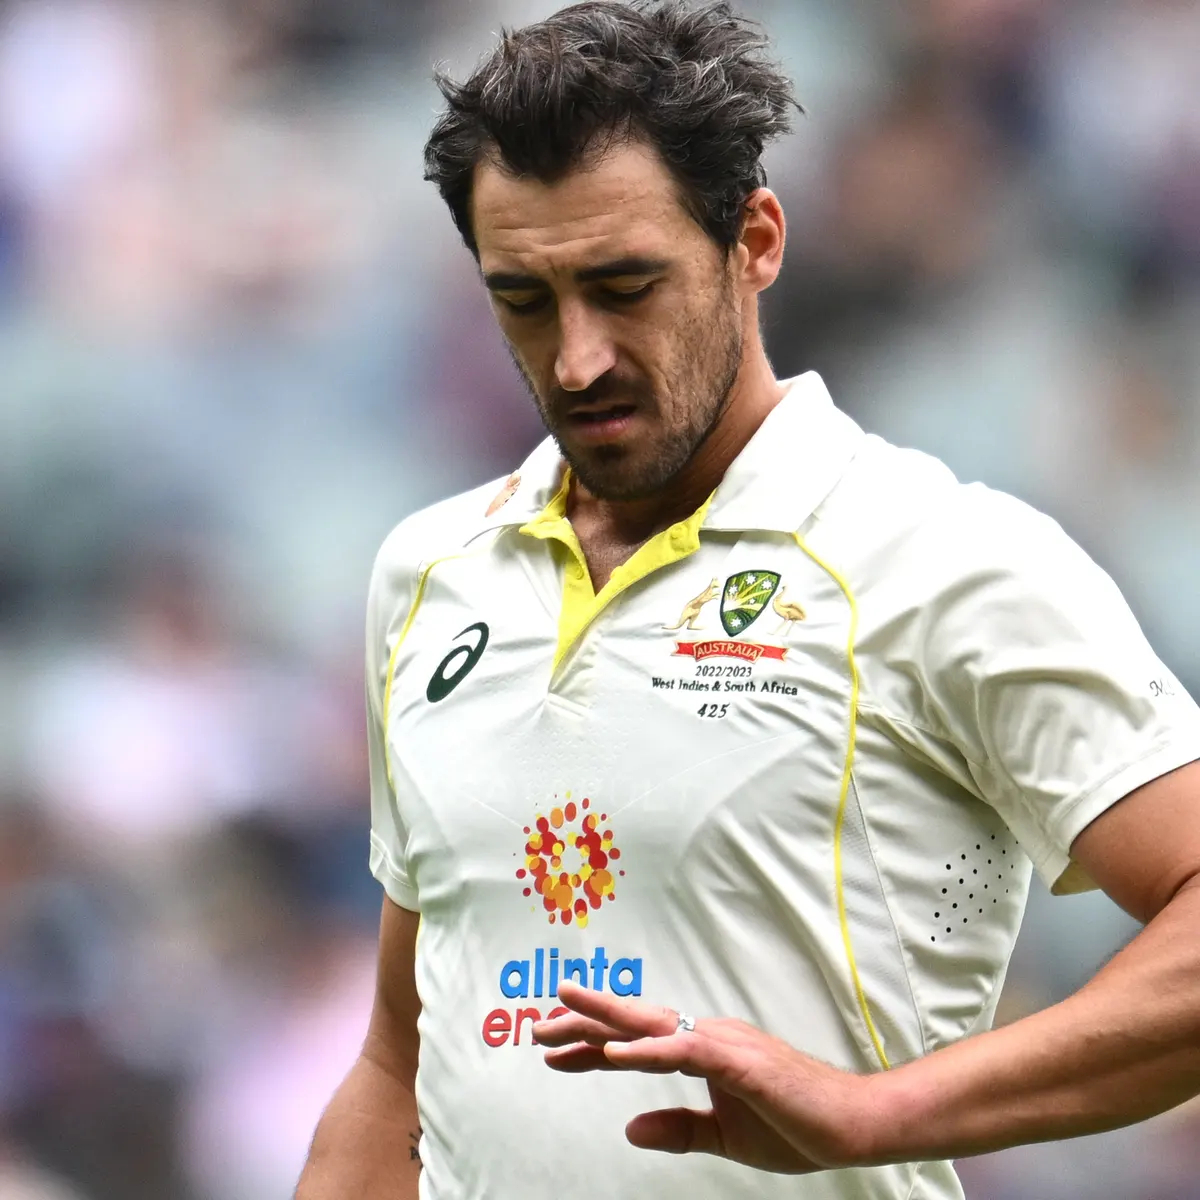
[515,795,624,927]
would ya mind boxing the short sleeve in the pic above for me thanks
[914,491,1200,894]
[365,532,421,912]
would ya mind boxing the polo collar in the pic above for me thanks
[472,436,568,534]
[470,372,864,539]
[701,372,865,533]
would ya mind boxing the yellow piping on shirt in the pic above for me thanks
[793,533,891,1072]
[381,553,466,792]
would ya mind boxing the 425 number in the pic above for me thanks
[697,703,729,719]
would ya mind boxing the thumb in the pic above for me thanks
[625,1107,725,1158]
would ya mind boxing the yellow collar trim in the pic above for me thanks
[520,472,713,671]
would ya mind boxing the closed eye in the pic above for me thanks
[496,293,551,315]
[492,278,658,315]
[601,282,657,305]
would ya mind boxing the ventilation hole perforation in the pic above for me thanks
[933,833,1021,940]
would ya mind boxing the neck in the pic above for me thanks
[567,344,785,545]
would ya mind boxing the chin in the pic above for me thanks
[564,439,686,502]
[577,466,675,503]
[572,468,639,502]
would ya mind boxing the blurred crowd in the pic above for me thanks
[1,1,1199,1196]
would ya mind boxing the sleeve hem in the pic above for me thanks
[370,831,420,911]
[1032,739,1200,894]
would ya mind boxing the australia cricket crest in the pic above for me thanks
[720,570,781,636]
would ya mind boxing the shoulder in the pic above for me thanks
[817,433,1098,596]
[367,476,509,627]
[811,434,1143,697]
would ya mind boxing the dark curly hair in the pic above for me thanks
[423,0,801,257]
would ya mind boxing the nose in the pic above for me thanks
[554,300,617,392]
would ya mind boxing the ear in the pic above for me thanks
[734,188,786,295]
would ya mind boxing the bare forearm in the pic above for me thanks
[868,877,1200,1163]
[295,1050,421,1199]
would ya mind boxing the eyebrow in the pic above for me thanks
[483,256,671,292]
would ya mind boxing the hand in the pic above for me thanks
[532,982,880,1175]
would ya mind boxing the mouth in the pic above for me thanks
[564,403,639,443]
[567,402,638,425]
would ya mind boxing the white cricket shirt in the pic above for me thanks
[366,373,1200,1199]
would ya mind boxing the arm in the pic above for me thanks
[535,760,1200,1172]
[866,757,1200,1162]
[296,897,423,1198]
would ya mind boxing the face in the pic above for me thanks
[471,141,746,501]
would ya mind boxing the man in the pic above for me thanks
[296,2,1200,1197]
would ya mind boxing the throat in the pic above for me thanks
[563,470,712,592]
[574,532,650,592]
[566,486,698,585]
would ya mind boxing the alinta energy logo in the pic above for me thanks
[482,794,639,1050]
[514,793,624,928]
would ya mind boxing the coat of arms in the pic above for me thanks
[720,570,781,636]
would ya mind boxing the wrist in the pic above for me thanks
[810,1066,922,1170]
[849,1063,931,1167]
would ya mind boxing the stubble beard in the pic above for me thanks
[511,293,745,503]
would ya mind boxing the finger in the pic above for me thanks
[631,1104,822,1175]
[546,1032,720,1077]
[553,981,679,1037]
[625,1107,725,1157]
[542,1043,622,1073]
[532,1011,632,1048]
[604,1032,736,1080]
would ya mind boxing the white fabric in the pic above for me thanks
[365,373,1200,1199]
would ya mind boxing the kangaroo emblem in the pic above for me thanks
[665,578,719,631]
[772,586,807,635]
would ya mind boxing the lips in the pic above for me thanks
[568,403,638,425]
[561,404,639,444]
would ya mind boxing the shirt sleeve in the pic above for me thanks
[914,489,1200,894]
[365,531,421,912]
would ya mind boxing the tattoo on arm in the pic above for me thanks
[409,1129,422,1163]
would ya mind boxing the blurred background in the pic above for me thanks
[1,0,1199,1196]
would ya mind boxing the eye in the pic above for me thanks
[601,282,656,305]
[496,293,551,316]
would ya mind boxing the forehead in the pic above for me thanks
[471,141,707,274]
